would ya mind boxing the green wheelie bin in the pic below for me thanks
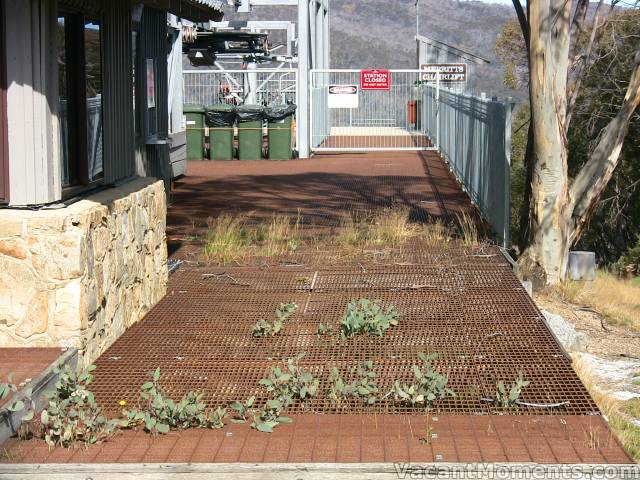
[183,104,205,160]
[205,104,236,161]
[265,104,296,160]
[236,105,265,161]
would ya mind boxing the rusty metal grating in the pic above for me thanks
[91,244,599,418]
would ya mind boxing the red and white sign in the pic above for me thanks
[360,69,391,90]
[328,84,359,109]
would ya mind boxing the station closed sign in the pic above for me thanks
[420,63,468,83]
[328,85,359,109]
[360,69,391,90]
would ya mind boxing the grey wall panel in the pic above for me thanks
[5,0,60,206]
[137,8,170,190]
[423,86,514,247]
[102,0,136,184]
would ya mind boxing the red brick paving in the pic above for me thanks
[0,415,632,464]
[0,348,63,406]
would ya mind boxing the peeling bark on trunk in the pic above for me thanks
[519,0,573,286]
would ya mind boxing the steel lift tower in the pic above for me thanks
[229,0,330,158]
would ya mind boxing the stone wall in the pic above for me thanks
[0,178,168,364]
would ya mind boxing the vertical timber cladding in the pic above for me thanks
[102,0,136,184]
[0,0,8,203]
[138,7,169,191]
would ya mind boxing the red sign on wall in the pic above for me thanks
[360,69,391,90]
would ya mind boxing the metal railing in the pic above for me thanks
[183,68,297,107]
[422,86,515,247]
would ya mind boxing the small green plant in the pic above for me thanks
[391,353,455,406]
[228,396,256,424]
[316,322,334,336]
[40,361,118,447]
[259,356,319,409]
[251,302,298,338]
[0,376,36,439]
[249,399,293,433]
[339,299,400,339]
[419,425,436,445]
[495,371,530,408]
[326,361,378,406]
[122,368,227,435]
[349,361,379,405]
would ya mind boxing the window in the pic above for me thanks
[57,12,103,190]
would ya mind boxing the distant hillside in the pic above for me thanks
[221,0,519,98]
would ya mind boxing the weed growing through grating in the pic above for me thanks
[251,302,299,338]
[340,298,400,339]
[391,352,455,406]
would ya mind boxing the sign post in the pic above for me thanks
[360,69,391,90]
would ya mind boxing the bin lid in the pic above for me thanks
[205,103,236,112]
[236,104,265,113]
[265,104,297,120]
[183,104,205,113]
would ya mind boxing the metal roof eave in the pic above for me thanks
[140,0,225,22]
[415,34,491,65]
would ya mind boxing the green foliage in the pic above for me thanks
[259,356,319,409]
[316,322,334,337]
[615,236,640,277]
[228,396,256,424]
[495,371,530,408]
[327,361,379,407]
[251,302,298,338]
[567,9,640,265]
[40,362,117,448]
[339,299,400,339]
[249,399,293,433]
[0,376,36,438]
[122,368,227,435]
[391,353,455,406]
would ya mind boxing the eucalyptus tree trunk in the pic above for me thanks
[518,0,573,286]
[514,0,640,287]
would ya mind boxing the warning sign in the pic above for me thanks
[328,85,359,109]
[360,69,391,90]
[420,63,468,83]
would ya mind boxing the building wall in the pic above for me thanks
[0,0,8,203]
[134,8,171,191]
[4,0,60,205]
[0,178,168,364]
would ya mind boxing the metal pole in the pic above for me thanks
[297,0,311,158]
[416,0,419,38]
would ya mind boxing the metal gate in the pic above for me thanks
[310,69,439,152]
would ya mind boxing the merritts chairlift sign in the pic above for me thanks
[420,63,468,83]
[328,84,359,109]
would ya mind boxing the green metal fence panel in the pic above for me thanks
[423,86,515,247]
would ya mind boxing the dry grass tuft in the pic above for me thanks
[335,207,454,252]
[573,356,640,460]
[455,212,480,246]
[203,214,251,264]
[556,271,640,331]
[203,213,302,264]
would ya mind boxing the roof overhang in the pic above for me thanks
[139,0,225,22]
[416,34,490,65]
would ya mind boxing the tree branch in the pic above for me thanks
[569,49,640,244]
[566,0,608,131]
[511,0,530,51]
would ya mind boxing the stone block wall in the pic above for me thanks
[0,178,168,364]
